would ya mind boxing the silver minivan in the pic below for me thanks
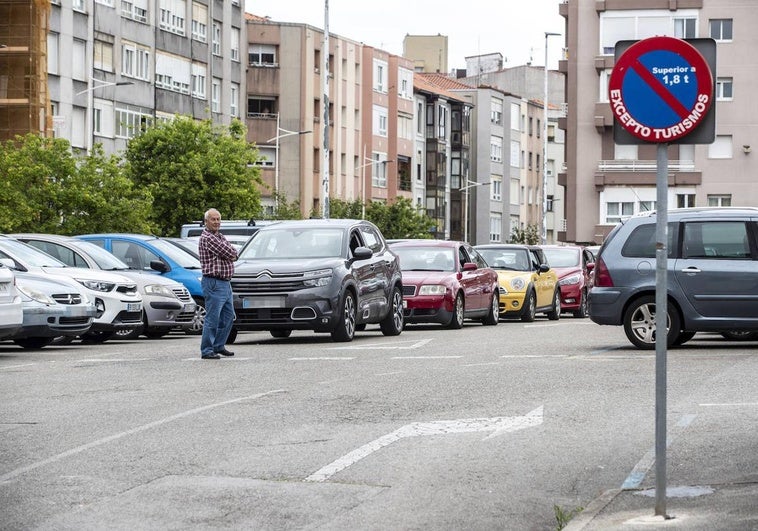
[589,207,758,349]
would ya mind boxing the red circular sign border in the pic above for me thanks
[608,36,713,142]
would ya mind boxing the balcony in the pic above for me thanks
[594,160,701,188]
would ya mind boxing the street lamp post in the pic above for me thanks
[76,77,134,153]
[355,151,394,219]
[461,179,490,244]
[542,31,561,244]
[266,113,311,196]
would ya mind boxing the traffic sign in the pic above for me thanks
[609,36,714,143]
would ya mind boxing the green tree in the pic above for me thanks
[510,223,540,245]
[0,134,152,234]
[124,116,263,236]
[365,197,435,239]
[267,190,304,220]
[328,197,363,219]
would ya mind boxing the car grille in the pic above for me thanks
[116,284,138,295]
[172,287,192,303]
[232,273,307,294]
[402,285,416,297]
[52,293,83,305]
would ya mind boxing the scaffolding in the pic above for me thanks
[0,0,51,142]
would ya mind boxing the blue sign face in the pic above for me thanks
[609,36,713,142]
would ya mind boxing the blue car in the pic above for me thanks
[77,234,205,334]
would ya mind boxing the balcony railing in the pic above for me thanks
[597,160,695,172]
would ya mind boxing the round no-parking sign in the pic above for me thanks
[608,36,713,143]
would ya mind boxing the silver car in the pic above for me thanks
[589,207,758,349]
[11,234,196,339]
[8,271,96,349]
[0,263,23,341]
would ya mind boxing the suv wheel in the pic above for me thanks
[623,295,681,350]
[331,290,356,342]
[380,286,404,336]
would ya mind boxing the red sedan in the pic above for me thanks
[389,240,500,328]
[539,245,595,318]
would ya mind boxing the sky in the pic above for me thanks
[245,0,565,71]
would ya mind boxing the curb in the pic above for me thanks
[563,488,622,531]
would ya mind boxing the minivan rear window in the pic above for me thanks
[621,223,678,258]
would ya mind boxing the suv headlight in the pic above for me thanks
[559,274,581,286]
[419,284,446,295]
[17,283,56,305]
[77,279,116,292]
[303,268,332,287]
[143,283,175,297]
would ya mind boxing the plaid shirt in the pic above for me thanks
[198,229,238,280]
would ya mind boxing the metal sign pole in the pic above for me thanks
[654,143,669,517]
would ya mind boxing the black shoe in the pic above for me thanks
[216,348,235,357]
[201,353,221,359]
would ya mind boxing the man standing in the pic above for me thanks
[198,208,237,359]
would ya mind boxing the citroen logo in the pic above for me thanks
[255,270,273,280]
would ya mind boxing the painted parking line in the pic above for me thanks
[621,413,697,489]
[0,389,286,484]
[289,357,355,361]
[331,338,433,350]
[392,356,463,360]
[699,402,758,407]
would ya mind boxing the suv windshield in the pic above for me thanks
[239,228,344,259]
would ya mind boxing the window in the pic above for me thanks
[47,33,59,75]
[674,17,697,38]
[398,114,413,140]
[155,52,190,93]
[716,77,733,100]
[95,0,115,6]
[677,193,695,208]
[71,106,86,148]
[490,214,502,243]
[491,176,502,201]
[94,40,114,72]
[398,68,413,99]
[230,83,239,117]
[212,22,221,56]
[510,140,519,167]
[490,136,503,163]
[248,44,276,66]
[73,39,86,81]
[191,2,207,42]
[73,0,86,11]
[547,195,554,212]
[122,42,150,80]
[93,98,114,137]
[373,59,388,92]
[491,98,503,125]
[231,27,240,62]
[122,0,148,23]
[708,135,732,159]
[437,104,447,139]
[707,195,731,207]
[159,0,186,36]
[510,103,520,131]
[606,202,634,224]
[211,78,221,113]
[370,153,389,188]
[683,221,748,259]
[709,19,733,41]
[373,105,388,137]
[115,106,153,138]
[247,96,276,116]
[191,62,206,99]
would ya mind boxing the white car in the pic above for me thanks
[0,262,23,340]
[0,236,142,343]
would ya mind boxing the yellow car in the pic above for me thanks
[474,244,561,322]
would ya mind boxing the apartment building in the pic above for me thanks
[560,0,758,244]
[245,15,414,218]
[48,0,244,154]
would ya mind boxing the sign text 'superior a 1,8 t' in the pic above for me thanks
[608,36,713,143]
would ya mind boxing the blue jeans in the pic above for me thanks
[200,277,235,356]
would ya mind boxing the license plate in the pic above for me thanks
[184,302,196,312]
[243,296,285,309]
[0,283,7,293]
[127,302,142,312]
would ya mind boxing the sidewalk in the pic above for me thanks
[565,481,758,530]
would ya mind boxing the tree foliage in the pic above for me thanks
[510,223,541,245]
[124,117,263,236]
[0,134,151,234]
[366,198,435,239]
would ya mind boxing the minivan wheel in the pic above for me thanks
[623,295,681,350]
[380,286,404,336]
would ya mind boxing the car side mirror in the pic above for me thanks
[538,264,550,274]
[150,259,169,273]
[0,258,15,269]
[352,246,373,260]
[587,262,595,272]
[462,262,477,271]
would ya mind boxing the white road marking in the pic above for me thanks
[0,389,285,484]
[700,402,758,407]
[289,357,355,361]
[304,406,543,483]
[392,355,463,360]
[0,363,37,370]
[331,338,433,350]
[77,358,151,362]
